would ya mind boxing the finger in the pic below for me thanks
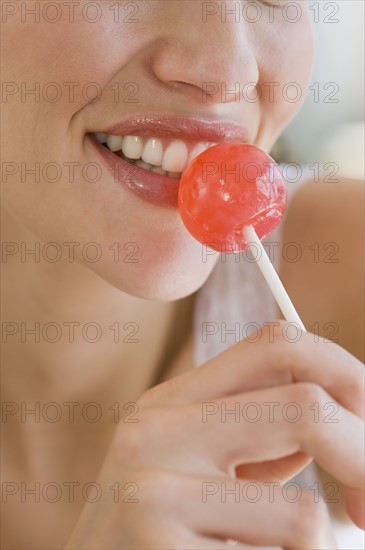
[133,381,364,527]
[143,322,364,420]
[174,473,338,550]
[186,382,364,493]
[140,533,251,550]
[344,487,365,530]
[193,381,365,529]
[181,537,252,549]
[236,451,312,482]
[134,382,364,489]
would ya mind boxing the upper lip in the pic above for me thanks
[95,114,249,143]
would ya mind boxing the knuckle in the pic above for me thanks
[261,319,287,343]
[112,409,159,465]
[295,382,329,410]
[261,320,305,368]
[135,524,191,550]
[289,492,329,538]
[131,469,180,511]
[294,382,331,435]
[116,422,146,458]
[110,403,183,471]
[284,383,336,451]
[138,385,162,408]
[120,471,185,548]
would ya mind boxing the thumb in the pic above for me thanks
[345,487,365,530]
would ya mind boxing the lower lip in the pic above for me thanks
[89,135,180,208]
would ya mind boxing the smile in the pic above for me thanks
[94,133,217,179]
[89,115,248,209]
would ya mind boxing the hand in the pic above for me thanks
[65,321,364,549]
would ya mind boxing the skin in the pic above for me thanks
[1,1,364,548]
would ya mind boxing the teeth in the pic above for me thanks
[142,138,164,166]
[162,140,188,172]
[96,132,218,177]
[106,135,123,152]
[121,136,143,159]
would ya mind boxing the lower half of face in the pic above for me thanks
[1,0,313,300]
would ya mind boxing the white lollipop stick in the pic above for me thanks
[242,225,306,331]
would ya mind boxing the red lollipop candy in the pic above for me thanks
[178,142,305,330]
[178,143,286,253]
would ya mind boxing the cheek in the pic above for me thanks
[2,9,136,146]
[254,14,314,146]
[1,7,153,241]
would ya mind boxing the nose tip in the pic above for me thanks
[149,20,259,106]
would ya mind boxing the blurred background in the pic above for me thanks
[273,0,364,180]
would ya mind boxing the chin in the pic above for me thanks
[78,235,220,302]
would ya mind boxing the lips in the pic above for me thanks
[88,115,249,208]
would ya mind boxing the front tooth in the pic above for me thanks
[106,135,123,152]
[122,136,144,159]
[142,138,164,166]
[95,132,107,143]
[162,140,188,172]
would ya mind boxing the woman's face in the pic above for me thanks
[2,0,313,300]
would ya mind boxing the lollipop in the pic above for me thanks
[178,143,305,330]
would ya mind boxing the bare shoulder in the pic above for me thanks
[280,177,364,360]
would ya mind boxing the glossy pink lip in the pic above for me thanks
[102,114,249,142]
[89,115,249,209]
[91,136,182,208]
